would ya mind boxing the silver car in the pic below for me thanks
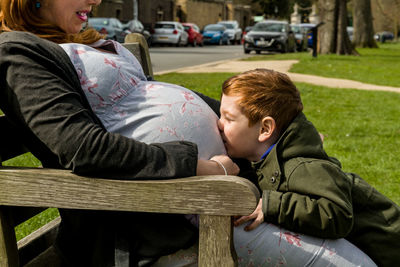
[218,20,242,45]
[151,21,188,46]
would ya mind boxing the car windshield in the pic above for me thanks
[253,23,285,32]
[183,26,190,31]
[301,25,314,33]
[204,25,225,31]
[88,18,109,25]
[155,23,175,29]
[291,25,301,33]
[219,23,234,29]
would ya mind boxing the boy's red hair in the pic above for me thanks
[222,69,303,132]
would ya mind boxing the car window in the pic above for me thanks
[291,25,301,33]
[155,23,175,29]
[205,25,225,31]
[194,25,199,32]
[88,18,109,26]
[116,20,123,29]
[253,23,285,33]
[219,23,234,29]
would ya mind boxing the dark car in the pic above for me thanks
[202,24,229,45]
[182,23,203,47]
[374,31,394,43]
[123,19,151,45]
[88,17,129,43]
[290,24,308,51]
[243,20,296,54]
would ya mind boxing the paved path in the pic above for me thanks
[156,59,400,94]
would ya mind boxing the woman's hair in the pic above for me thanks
[0,0,104,44]
[222,68,303,133]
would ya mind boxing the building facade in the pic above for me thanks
[94,0,252,30]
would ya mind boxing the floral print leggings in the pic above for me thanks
[151,222,376,267]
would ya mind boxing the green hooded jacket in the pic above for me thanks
[253,112,400,266]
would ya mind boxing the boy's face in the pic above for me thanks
[219,94,263,161]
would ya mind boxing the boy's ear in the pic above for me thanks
[258,116,276,143]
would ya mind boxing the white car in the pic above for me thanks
[151,21,188,46]
[218,20,242,44]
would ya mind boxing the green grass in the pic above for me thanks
[156,72,400,205]
[242,42,400,87]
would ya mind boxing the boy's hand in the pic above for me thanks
[234,199,264,231]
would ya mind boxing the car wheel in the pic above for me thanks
[176,37,181,47]
[218,38,223,46]
[192,39,197,47]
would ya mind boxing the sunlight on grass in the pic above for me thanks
[241,42,400,87]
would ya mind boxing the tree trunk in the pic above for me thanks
[317,0,359,55]
[353,0,378,47]
[318,0,337,54]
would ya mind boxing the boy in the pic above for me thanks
[218,68,400,266]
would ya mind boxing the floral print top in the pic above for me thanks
[60,39,225,159]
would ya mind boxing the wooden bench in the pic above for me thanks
[0,33,260,267]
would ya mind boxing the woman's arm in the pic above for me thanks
[0,32,198,179]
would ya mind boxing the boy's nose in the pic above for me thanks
[217,119,223,131]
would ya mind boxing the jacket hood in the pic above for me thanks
[278,112,330,161]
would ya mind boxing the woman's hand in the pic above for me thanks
[234,198,264,231]
[196,155,239,176]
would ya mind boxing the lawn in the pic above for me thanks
[242,42,400,87]
[2,43,399,240]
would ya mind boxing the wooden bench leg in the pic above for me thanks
[198,215,237,267]
[0,207,19,267]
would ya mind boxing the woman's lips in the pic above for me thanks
[76,11,88,22]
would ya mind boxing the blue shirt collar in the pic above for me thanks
[261,144,276,160]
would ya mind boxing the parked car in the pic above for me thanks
[243,20,296,54]
[151,21,188,46]
[241,26,253,44]
[182,23,203,47]
[347,26,354,42]
[374,31,394,43]
[290,24,308,51]
[123,19,152,45]
[88,17,129,43]
[218,20,242,44]
[202,24,229,45]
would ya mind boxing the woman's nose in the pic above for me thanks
[88,0,102,6]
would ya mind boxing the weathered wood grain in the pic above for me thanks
[0,207,19,267]
[0,167,259,216]
[199,215,237,267]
